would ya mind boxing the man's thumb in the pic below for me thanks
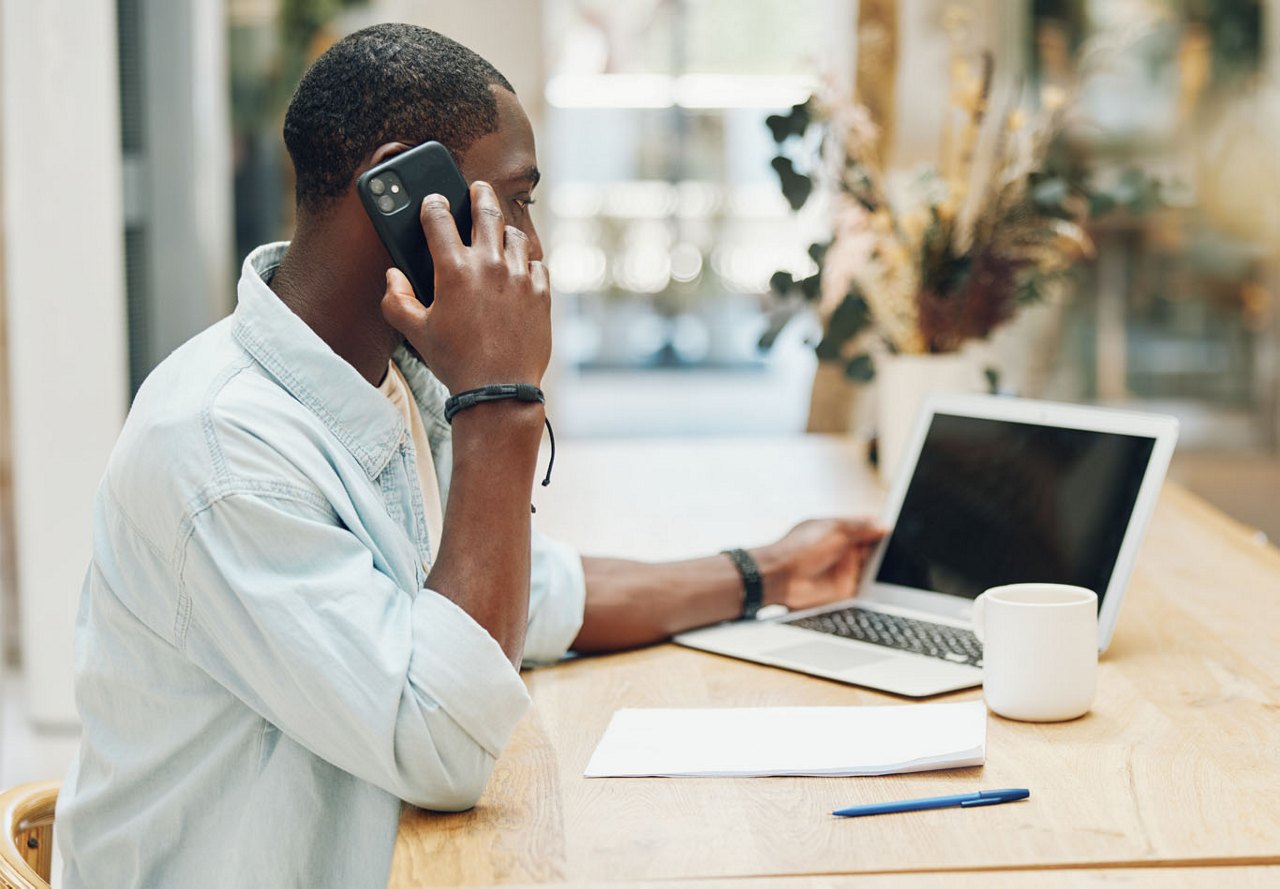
[380,267,428,334]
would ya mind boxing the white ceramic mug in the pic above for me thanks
[973,583,1098,722]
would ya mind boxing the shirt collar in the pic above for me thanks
[231,242,403,479]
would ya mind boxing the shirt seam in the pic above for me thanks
[199,358,256,483]
[173,482,341,647]
[100,480,172,570]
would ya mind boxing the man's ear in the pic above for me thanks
[355,141,414,181]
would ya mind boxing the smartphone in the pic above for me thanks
[356,140,472,307]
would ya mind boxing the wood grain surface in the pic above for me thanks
[390,437,1280,886]
[439,867,1280,889]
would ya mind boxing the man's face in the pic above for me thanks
[458,86,543,261]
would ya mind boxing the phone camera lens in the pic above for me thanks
[369,178,386,196]
[377,195,396,213]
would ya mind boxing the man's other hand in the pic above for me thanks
[380,180,551,394]
[752,519,886,612]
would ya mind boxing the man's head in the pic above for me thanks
[284,23,513,210]
[273,24,543,378]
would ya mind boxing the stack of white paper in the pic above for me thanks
[583,700,986,778]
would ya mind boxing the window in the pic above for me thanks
[543,0,854,436]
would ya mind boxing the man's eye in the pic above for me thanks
[514,196,537,210]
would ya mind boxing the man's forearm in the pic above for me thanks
[426,402,545,664]
[572,554,747,652]
[571,519,882,654]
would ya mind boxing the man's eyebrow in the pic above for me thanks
[503,165,540,189]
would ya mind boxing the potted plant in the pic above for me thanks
[764,37,1159,477]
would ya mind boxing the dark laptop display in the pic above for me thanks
[875,413,1157,602]
[675,396,1177,696]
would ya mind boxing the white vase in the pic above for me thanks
[876,351,986,482]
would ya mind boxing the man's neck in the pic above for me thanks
[269,220,399,386]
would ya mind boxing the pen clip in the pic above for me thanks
[959,797,1007,808]
[979,788,1030,803]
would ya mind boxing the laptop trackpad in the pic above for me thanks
[763,641,891,673]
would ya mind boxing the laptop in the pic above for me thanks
[675,394,1179,697]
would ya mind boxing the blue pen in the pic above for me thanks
[833,788,1029,818]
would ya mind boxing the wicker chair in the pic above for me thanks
[0,781,59,889]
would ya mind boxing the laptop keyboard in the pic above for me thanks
[785,606,983,667]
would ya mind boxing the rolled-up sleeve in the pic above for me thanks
[522,529,586,667]
[178,490,530,810]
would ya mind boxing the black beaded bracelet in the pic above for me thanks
[444,384,556,509]
[722,547,764,620]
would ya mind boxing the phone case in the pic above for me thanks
[356,140,472,307]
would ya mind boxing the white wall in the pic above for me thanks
[137,0,234,368]
[1,0,129,726]
[359,0,546,122]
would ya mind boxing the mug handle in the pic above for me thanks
[971,591,988,643]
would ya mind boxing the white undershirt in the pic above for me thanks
[378,361,445,564]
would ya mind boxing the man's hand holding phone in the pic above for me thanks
[380,180,550,395]
[379,179,550,665]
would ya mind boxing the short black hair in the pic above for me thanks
[283,23,514,209]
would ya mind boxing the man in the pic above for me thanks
[58,23,882,889]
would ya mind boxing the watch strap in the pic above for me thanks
[722,547,765,620]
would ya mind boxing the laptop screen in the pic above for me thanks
[875,412,1157,603]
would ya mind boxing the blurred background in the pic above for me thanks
[2,0,1277,785]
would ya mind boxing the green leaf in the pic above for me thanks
[765,114,792,144]
[769,271,795,296]
[757,316,791,351]
[984,366,1000,394]
[844,353,875,382]
[814,338,842,362]
[771,156,814,211]
[798,272,822,301]
[1015,274,1043,305]
[814,292,870,360]
[1088,192,1117,217]
[764,100,813,143]
[790,100,812,132]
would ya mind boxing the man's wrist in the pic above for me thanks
[448,392,556,501]
[747,544,789,608]
[449,398,546,439]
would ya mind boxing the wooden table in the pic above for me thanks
[391,437,1280,887]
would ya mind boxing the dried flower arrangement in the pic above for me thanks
[762,48,1122,384]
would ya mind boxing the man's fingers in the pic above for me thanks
[469,180,505,257]
[504,225,529,276]
[529,259,550,297]
[832,517,888,545]
[419,195,464,266]
[380,267,430,335]
[832,549,862,593]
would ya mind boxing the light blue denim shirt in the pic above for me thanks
[57,243,586,889]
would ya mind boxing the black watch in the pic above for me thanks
[722,548,765,620]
